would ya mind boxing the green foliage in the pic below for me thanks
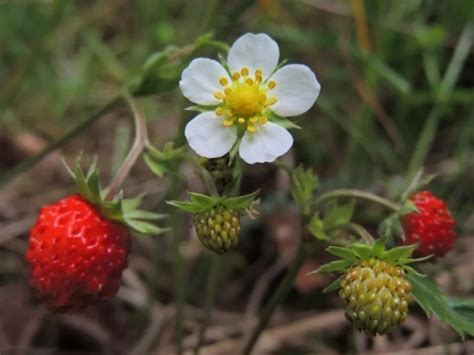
[143,142,187,178]
[307,201,354,241]
[407,271,474,339]
[290,165,318,215]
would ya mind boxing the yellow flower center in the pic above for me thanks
[213,67,277,133]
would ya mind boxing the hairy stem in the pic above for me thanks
[105,92,149,200]
[314,189,400,212]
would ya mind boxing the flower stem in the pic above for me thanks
[243,242,314,355]
[345,223,375,245]
[194,254,220,354]
[314,189,400,212]
[106,92,149,200]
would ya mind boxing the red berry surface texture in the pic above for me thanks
[402,191,456,258]
[26,194,130,310]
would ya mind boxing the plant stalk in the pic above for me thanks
[314,189,400,212]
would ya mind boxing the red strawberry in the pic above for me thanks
[402,191,456,258]
[26,194,130,310]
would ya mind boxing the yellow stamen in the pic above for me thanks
[224,87,233,95]
[255,74,262,83]
[238,118,245,124]
[232,72,241,80]
[267,96,277,105]
[241,67,249,77]
[245,78,254,85]
[214,91,224,100]
[249,116,258,124]
[219,77,228,86]
[223,119,234,127]
[224,109,233,117]
[267,80,277,89]
[215,107,225,116]
[247,125,257,133]
[258,116,268,124]
[255,69,263,77]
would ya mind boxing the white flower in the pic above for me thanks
[180,33,321,164]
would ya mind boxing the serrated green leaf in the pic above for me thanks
[323,276,342,294]
[290,165,318,215]
[324,201,355,230]
[143,152,167,177]
[407,271,474,338]
[312,260,352,274]
[308,214,329,240]
[326,246,359,261]
[223,190,259,210]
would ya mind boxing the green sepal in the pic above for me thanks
[400,169,437,202]
[268,111,302,130]
[64,156,168,235]
[311,260,352,274]
[167,190,260,214]
[407,271,474,339]
[326,246,359,261]
[323,276,343,293]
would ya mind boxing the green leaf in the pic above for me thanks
[372,235,388,258]
[407,271,474,338]
[268,111,302,129]
[311,260,352,274]
[124,210,167,220]
[326,246,359,261]
[143,152,167,177]
[351,243,373,260]
[323,276,342,294]
[323,201,355,230]
[290,165,319,215]
[223,190,259,210]
[308,214,329,240]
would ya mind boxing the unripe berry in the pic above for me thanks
[193,205,240,254]
[339,258,413,335]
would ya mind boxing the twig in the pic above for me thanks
[105,92,149,199]
[314,188,401,211]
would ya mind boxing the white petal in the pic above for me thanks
[239,122,293,164]
[185,112,237,158]
[227,33,279,80]
[270,64,321,117]
[179,58,230,105]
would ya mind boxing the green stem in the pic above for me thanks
[314,189,400,212]
[243,242,314,355]
[345,223,375,245]
[0,97,123,187]
[194,254,220,354]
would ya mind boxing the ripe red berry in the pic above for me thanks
[402,191,456,258]
[26,194,131,310]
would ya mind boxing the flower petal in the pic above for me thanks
[270,64,321,117]
[185,112,237,158]
[227,33,279,80]
[239,122,293,164]
[179,58,230,105]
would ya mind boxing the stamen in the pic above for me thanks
[219,77,228,86]
[232,72,241,80]
[224,88,233,95]
[255,69,263,77]
[238,118,245,124]
[249,116,258,124]
[267,96,277,105]
[258,116,268,124]
[224,109,233,117]
[215,107,225,116]
[247,125,257,133]
[267,80,277,89]
[241,67,249,77]
[223,119,234,127]
[214,91,224,100]
[245,78,253,85]
[255,74,262,83]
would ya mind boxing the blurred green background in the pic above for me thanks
[0,0,473,353]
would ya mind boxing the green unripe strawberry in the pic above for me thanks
[339,258,413,335]
[193,205,240,254]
